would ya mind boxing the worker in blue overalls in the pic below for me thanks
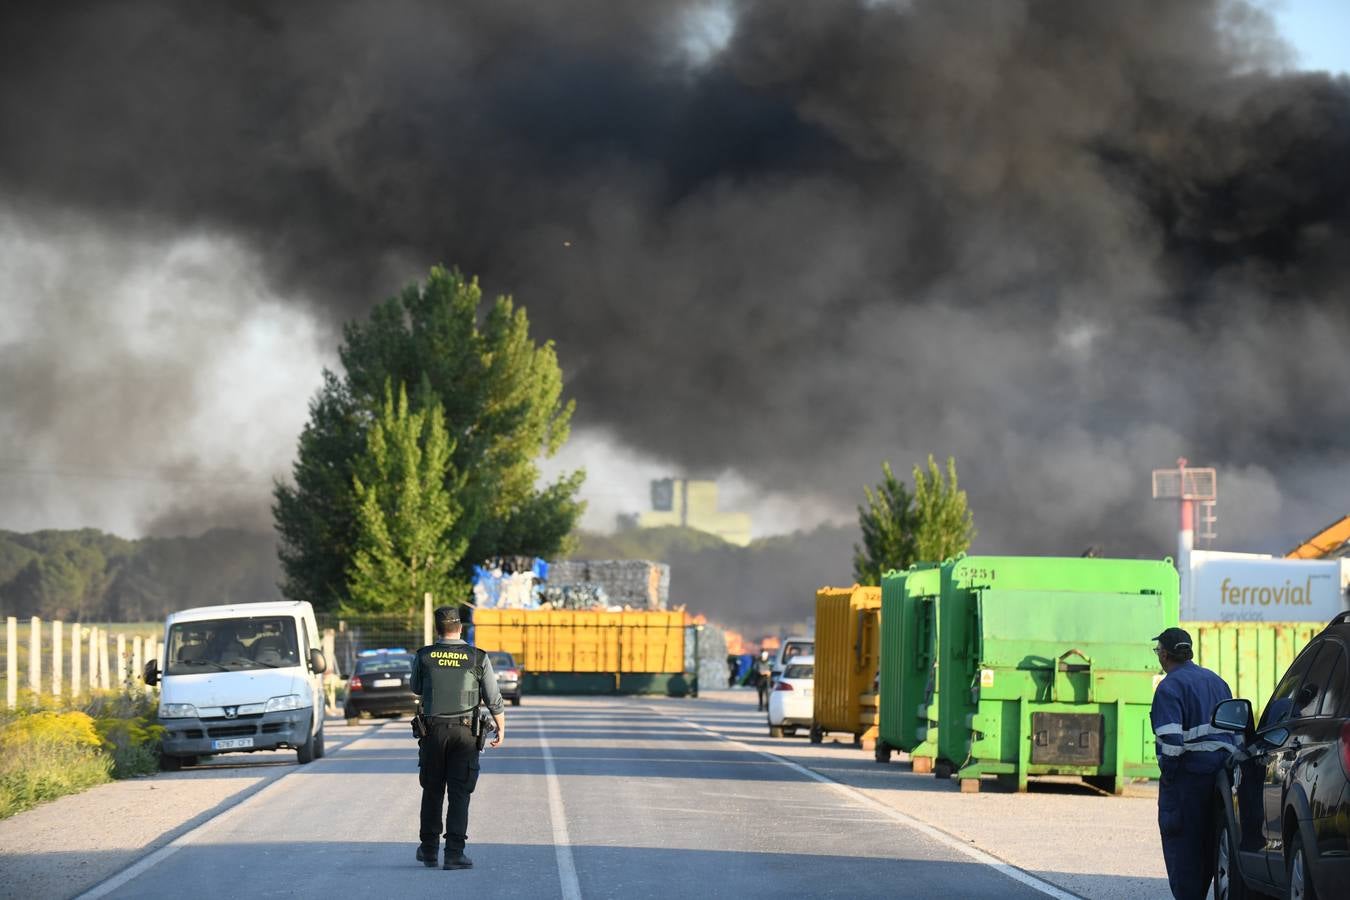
[1149,627,1235,900]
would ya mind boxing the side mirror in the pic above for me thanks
[143,659,160,687]
[1211,698,1252,732]
[309,648,327,674]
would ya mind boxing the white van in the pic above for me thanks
[144,600,328,769]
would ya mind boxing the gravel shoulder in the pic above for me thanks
[0,716,374,900]
[655,689,1172,900]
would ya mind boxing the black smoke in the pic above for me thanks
[2,0,1349,561]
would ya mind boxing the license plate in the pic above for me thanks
[212,737,254,750]
[373,678,401,688]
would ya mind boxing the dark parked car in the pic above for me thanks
[1211,611,1350,899]
[488,651,522,706]
[344,650,418,723]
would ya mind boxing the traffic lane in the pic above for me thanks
[536,700,1050,899]
[658,691,1171,900]
[96,720,563,900]
[0,716,375,900]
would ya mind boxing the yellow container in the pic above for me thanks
[812,585,882,745]
[1183,621,1321,720]
[473,608,685,674]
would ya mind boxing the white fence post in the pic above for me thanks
[424,592,433,648]
[53,620,64,697]
[72,625,83,698]
[88,627,98,692]
[29,615,42,694]
[132,636,144,694]
[115,633,126,690]
[5,617,16,709]
[98,632,110,691]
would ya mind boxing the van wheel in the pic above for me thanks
[313,726,326,760]
[297,729,316,765]
[809,725,823,744]
[769,724,784,738]
[511,696,521,707]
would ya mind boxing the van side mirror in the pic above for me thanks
[143,659,160,687]
[1212,698,1252,733]
[309,648,327,674]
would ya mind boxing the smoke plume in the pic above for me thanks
[3,0,1349,569]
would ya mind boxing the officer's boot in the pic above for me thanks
[443,849,474,870]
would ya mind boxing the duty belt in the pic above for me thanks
[427,713,475,726]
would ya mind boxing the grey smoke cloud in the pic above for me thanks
[1,0,1348,560]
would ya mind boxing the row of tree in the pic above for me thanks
[0,528,283,622]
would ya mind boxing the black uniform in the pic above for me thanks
[410,637,504,853]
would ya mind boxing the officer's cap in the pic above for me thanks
[1152,626,1192,653]
[434,605,461,630]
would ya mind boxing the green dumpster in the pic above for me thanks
[934,556,1179,793]
[875,565,942,771]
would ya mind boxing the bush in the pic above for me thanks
[0,710,112,819]
[82,691,164,777]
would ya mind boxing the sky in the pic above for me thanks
[1273,0,1350,74]
[2,0,1350,561]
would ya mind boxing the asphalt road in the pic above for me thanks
[68,694,1075,900]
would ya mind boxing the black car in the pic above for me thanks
[344,650,418,723]
[1211,611,1350,899]
[488,651,523,706]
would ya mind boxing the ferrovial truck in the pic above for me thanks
[144,601,328,769]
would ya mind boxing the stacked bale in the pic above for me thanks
[549,560,670,609]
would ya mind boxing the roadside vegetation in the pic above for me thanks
[0,690,162,819]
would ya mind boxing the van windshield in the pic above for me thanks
[166,617,301,676]
[782,641,812,663]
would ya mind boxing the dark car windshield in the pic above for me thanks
[166,616,300,676]
[355,655,414,674]
[488,652,516,669]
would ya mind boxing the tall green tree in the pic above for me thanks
[346,383,466,613]
[911,455,976,562]
[852,462,917,586]
[274,267,585,611]
[852,456,976,585]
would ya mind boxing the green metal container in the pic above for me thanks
[876,566,942,770]
[935,556,1179,793]
[1183,620,1320,721]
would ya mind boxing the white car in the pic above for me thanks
[771,637,814,685]
[768,655,814,737]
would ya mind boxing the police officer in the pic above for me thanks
[1149,626,1234,900]
[411,605,505,870]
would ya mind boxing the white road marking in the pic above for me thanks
[536,718,583,900]
[650,708,1081,900]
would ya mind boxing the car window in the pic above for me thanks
[782,641,812,662]
[1259,641,1320,730]
[785,664,814,679]
[1313,642,1347,718]
[1291,642,1340,719]
[489,652,515,668]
